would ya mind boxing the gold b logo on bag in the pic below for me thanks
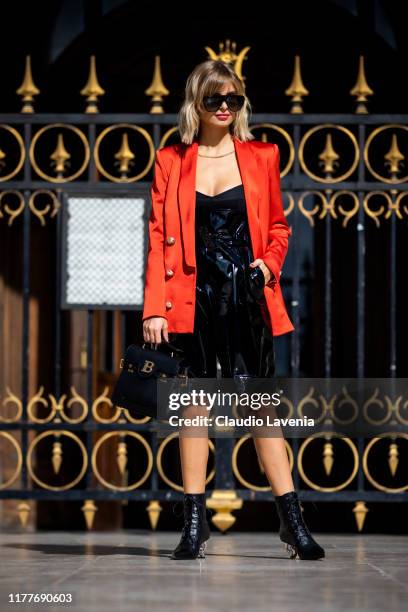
[140,360,155,373]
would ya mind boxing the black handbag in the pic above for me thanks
[110,341,194,420]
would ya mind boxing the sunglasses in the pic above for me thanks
[202,93,245,113]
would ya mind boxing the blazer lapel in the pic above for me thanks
[178,135,262,268]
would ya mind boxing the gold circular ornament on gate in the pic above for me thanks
[232,433,294,491]
[91,431,153,491]
[249,123,294,177]
[297,432,359,492]
[364,125,408,184]
[94,124,154,183]
[362,433,408,493]
[0,432,23,489]
[156,432,215,491]
[26,430,88,491]
[29,123,90,183]
[299,124,359,183]
[0,124,25,182]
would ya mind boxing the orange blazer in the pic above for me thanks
[142,135,294,336]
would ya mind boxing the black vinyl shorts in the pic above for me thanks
[169,244,275,379]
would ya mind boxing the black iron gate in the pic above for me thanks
[0,55,407,533]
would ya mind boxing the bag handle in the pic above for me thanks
[142,340,184,356]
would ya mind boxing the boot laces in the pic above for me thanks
[286,498,311,538]
[172,497,213,521]
[183,498,206,540]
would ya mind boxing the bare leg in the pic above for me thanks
[178,403,209,493]
[252,436,294,496]
[179,437,208,493]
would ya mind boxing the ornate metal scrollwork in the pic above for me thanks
[91,431,153,491]
[0,432,23,489]
[29,123,90,182]
[297,432,359,492]
[26,430,88,491]
[0,125,25,182]
[299,124,359,183]
[94,124,154,183]
[362,433,408,493]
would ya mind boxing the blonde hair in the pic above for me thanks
[178,60,255,145]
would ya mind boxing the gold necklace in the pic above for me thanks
[198,149,235,158]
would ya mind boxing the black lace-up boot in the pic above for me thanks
[170,493,211,560]
[275,490,325,560]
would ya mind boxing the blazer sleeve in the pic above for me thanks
[142,149,169,321]
[261,143,292,288]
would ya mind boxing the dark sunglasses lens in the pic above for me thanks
[226,95,245,111]
[203,94,245,112]
[203,96,222,112]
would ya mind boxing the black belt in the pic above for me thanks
[198,227,250,248]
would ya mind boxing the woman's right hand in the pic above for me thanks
[142,316,169,345]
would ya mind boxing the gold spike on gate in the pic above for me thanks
[82,500,98,529]
[146,500,162,530]
[353,500,369,532]
[16,55,40,113]
[80,55,105,113]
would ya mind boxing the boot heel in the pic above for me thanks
[198,539,208,559]
[283,542,299,560]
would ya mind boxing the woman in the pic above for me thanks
[142,60,325,561]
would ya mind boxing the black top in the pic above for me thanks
[195,184,245,214]
[195,183,250,245]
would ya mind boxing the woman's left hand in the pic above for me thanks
[249,258,272,285]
